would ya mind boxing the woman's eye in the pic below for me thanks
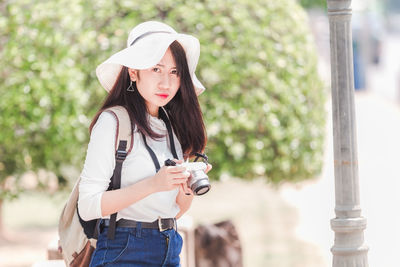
[153,67,160,73]
[171,69,178,75]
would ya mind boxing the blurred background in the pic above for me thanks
[1,0,399,266]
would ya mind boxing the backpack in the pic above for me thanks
[58,106,133,267]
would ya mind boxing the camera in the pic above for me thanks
[165,157,211,196]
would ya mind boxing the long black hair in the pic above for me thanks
[90,41,207,158]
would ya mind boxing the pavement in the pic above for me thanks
[280,12,400,267]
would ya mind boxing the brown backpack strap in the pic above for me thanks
[105,106,133,154]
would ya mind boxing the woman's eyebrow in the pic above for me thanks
[156,63,177,69]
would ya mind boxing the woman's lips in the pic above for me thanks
[157,94,169,99]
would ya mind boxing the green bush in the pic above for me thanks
[0,0,326,194]
[298,0,327,9]
[0,0,90,197]
[182,0,327,182]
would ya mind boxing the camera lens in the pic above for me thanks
[190,179,211,195]
[195,184,211,195]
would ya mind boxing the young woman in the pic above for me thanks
[78,21,211,266]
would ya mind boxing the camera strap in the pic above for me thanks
[159,108,178,160]
[141,108,178,172]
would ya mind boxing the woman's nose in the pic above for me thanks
[159,73,171,89]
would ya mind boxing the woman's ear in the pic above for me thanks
[128,68,138,82]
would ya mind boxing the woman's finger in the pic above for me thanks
[167,171,190,180]
[173,159,184,164]
[172,178,188,185]
[167,166,187,173]
[181,184,192,195]
[181,184,188,194]
[205,163,212,174]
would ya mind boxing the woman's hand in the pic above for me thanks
[151,164,189,193]
[172,159,192,195]
[205,163,212,174]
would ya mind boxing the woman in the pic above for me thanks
[78,21,211,266]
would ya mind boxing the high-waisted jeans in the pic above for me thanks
[89,222,183,267]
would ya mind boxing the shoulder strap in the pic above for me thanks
[103,106,133,240]
[106,140,126,239]
[159,108,178,159]
[141,108,179,173]
[105,106,134,154]
[141,132,161,172]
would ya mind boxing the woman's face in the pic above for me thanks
[129,48,180,117]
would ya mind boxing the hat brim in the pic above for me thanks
[96,32,205,95]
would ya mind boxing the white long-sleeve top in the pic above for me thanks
[78,111,183,222]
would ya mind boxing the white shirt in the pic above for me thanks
[78,111,183,222]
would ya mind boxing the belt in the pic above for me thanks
[103,217,177,232]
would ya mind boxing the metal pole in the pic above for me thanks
[326,0,369,266]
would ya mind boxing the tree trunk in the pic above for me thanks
[194,220,243,267]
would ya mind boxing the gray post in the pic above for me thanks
[326,0,369,266]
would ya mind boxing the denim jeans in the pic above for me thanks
[89,222,183,267]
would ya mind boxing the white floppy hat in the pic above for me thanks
[96,21,205,95]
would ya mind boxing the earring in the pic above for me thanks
[127,80,135,92]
